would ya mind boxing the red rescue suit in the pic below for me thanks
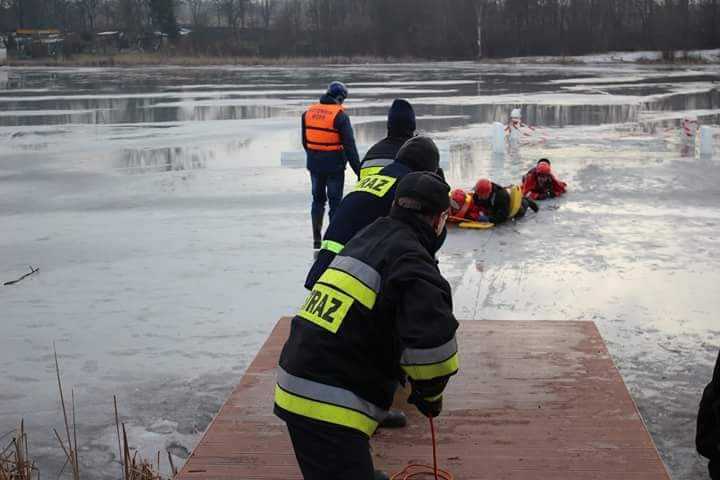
[522,168,567,200]
[449,192,487,222]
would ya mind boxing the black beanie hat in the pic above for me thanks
[387,99,416,137]
[394,171,450,215]
[395,135,439,173]
[537,158,551,165]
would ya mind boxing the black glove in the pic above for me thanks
[408,390,442,418]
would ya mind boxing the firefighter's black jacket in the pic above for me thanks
[358,136,412,178]
[697,350,720,479]
[276,206,459,437]
[304,161,412,289]
[476,182,512,224]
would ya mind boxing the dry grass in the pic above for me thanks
[7,52,427,67]
[115,396,178,480]
[0,421,38,480]
[39,346,176,480]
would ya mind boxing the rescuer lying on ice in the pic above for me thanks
[449,188,487,222]
[275,172,459,480]
[451,178,539,225]
[521,158,567,200]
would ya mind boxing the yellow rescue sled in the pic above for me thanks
[457,221,494,230]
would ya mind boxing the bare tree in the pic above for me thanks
[186,0,208,27]
[259,0,271,29]
[79,0,99,30]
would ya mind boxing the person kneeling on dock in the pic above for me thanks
[471,178,539,225]
[275,172,459,480]
[521,158,567,200]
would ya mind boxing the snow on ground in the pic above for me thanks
[1,62,719,479]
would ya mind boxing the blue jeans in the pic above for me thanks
[310,171,345,219]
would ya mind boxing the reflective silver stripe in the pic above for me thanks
[277,367,387,422]
[400,336,458,365]
[362,158,394,169]
[329,256,382,294]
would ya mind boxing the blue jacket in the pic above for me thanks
[302,94,361,176]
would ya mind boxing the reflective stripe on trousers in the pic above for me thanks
[275,367,387,437]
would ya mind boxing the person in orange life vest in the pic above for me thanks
[472,178,538,224]
[521,159,567,200]
[449,188,487,221]
[302,81,361,249]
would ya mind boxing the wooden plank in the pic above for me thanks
[177,319,670,480]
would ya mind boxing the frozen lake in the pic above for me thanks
[1,62,719,479]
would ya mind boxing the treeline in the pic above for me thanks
[0,0,479,58]
[480,0,720,57]
[1,0,719,58]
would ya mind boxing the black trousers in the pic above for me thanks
[284,415,375,480]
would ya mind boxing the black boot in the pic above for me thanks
[311,211,324,250]
[373,470,390,480]
[379,410,407,428]
[526,197,539,213]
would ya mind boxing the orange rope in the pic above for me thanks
[390,418,453,480]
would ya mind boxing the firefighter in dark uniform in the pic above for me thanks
[302,81,361,249]
[358,99,417,179]
[275,172,459,480]
[472,178,539,225]
[697,349,720,479]
[305,135,440,290]
[305,135,443,430]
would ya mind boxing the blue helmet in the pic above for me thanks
[326,81,348,103]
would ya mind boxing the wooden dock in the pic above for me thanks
[177,318,670,479]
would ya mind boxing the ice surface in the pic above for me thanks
[506,48,720,64]
[1,62,719,480]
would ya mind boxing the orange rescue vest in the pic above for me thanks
[454,193,472,218]
[304,103,344,152]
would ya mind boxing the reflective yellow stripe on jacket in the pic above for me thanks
[400,336,459,381]
[316,255,382,310]
[359,158,393,180]
[274,368,387,437]
[320,240,344,254]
